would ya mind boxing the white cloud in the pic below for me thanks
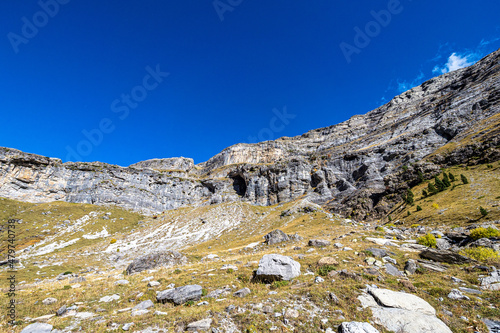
[432,52,476,74]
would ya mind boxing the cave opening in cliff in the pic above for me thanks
[231,175,247,197]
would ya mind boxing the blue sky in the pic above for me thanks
[1,0,499,166]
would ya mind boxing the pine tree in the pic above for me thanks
[407,211,411,216]
[434,176,446,192]
[461,174,469,184]
[404,189,414,205]
[448,172,455,182]
[480,206,488,217]
[422,189,428,198]
[442,173,451,187]
[416,205,422,211]
[427,182,438,195]
[418,171,425,184]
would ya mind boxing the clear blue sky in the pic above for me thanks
[1,0,499,166]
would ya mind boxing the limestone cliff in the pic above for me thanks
[1,49,499,218]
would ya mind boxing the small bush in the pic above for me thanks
[173,269,181,274]
[487,164,493,169]
[226,268,234,274]
[416,205,422,211]
[63,285,71,290]
[63,271,72,275]
[470,227,500,240]
[271,280,289,289]
[318,265,336,276]
[407,211,411,216]
[410,224,420,228]
[110,238,117,244]
[184,300,195,306]
[432,203,439,209]
[237,275,249,283]
[422,190,428,198]
[461,174,469,184]
[201,288,208,296]
[404,189,414,205]
[460,247,499,261]
[417,233,437,248]
[480,206,488,217]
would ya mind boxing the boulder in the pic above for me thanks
[253,254,301,282]
[318,257,339,266]
[419,248,474,265]
[133,300,154,310]
[404,259,418,275]
[56,305,67,316]
[483,319,500,333]
[338,322,380,333]
[264,229,289,245]
[309,239,331,247]
[42,297,57,305]
[187,318,212,332]
[447,289,469,300]
[366,248,387,258]
[20,323,53,333]
[358,288,452,333]
[156,285,202,305]
[436,238,451,250]
[126,250,187,275]
[385,264,403,277]
[358,288,451,333]
[233,288,251,298]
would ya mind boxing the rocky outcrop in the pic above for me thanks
[1,49,499,218]
[125,251,187,275]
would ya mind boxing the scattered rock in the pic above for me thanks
[56,305,67,316]
[358,288,452,333]
[308,239,331,247]
[419,249,474,265]
[233,288,250,298]
[315,276,325,283]
[253,254,301,282]
[133,300,154,311]
[366,248,387,258]
[328,292,340,304]
[404,259,418,275]
[125,250,187,275]
[338,321,380,333]
[284,308,299,319]
[148,281,160,287]
[338,270,361,281]
[264,229,289,245]
[318,257,339,266]
[42,298,57,305]
[99,294,120,303]
[400,280,417,292]
[417,259,448,272]
[187,318,212,332]
[20,323,53,333]
[114,279,129,285]
[385,263,403,277]
[122,323,134,331]
[447,289,470,300]
[436,238,451,250]
[156,285,202,305]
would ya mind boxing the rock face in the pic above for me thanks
[125,251,187,275]
[156,285,202,305]
[358,287,452,333]
[253,254,301,282]
[0,49,499,219]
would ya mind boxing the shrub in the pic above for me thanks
[388,215,392,222]
[427,183,438,195]
[448,172,455,182]
[422,189,428,198]
[237,274,249,283]
[201,288,208,296]
[318,265,336,276]
[184,300,195,306]
[432,203,439,209]
[227,268,234,274]
[470,227,499,240]
[442,173,451,187]
[271,280,289,289]
[416,205,422,211]
[480,206,488,217]
[418,171,425,183]
[434,176,446,192]
[404,189,414,205]
[407,211,411,216]
[173,269,181,274]
[487,164,493,169]
[461,174,469,184]
[417,233,437,248]
[63,271,72,275]
[460,247,499,261]
[110,238,117,244]
[63,285,71,290]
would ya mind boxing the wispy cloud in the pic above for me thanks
[432,52,477,74]
[396,71,425,93]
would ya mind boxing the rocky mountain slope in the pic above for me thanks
[1,49,499,221]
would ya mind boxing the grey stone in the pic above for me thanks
[114,279,129,285]
[385,263,403,277]
[308,239,331,247]
[126,251,187,275]
[338,322,380,333]
[133,300,154,310]
[264,229,289,245]
[42,297,57,305]
[315,276,325,283]
[56,305,67,316]
[156,285,202,305]
[436,238,451,250]
[20,323,53,333]
[253,254,301,282]
[458,287,482,295]
[447,289,470,300]
[122,323,134,331]
[483,319,500,333]
[187,318,212,331]
[404,259,418,275]
[366,248,387,258]
[233,288,250,298]
[419,248,474,265]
